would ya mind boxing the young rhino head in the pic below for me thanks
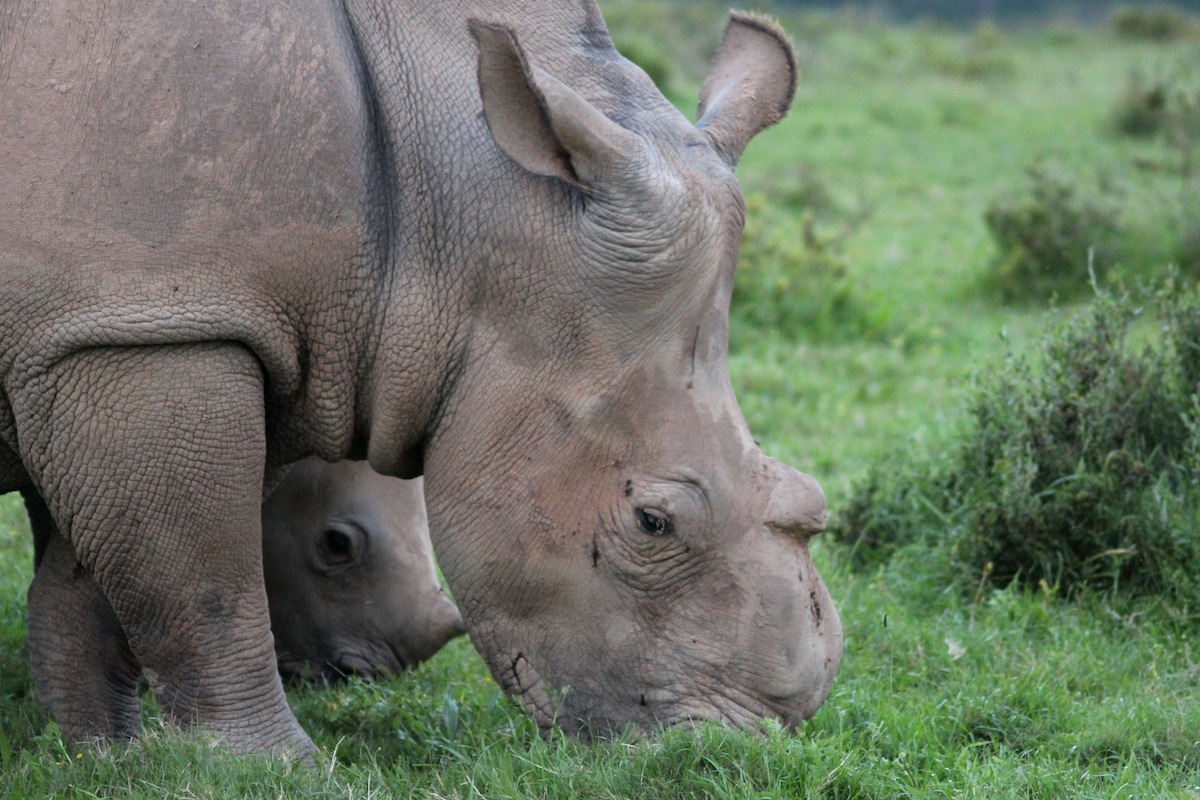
[421,12,842,734]
[262,458,465,680]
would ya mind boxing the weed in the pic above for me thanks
[1111,4,1200,42]
[832,279,1200,604]
[983,162,1122,302]
[1112,70,1173,138]
[611,35,674,92]
[918,27,1017,81]
[731,193,887,345]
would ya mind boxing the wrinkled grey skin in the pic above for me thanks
[0,0,842,755]
[263,458,464,680]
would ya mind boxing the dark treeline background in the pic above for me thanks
[771,0,1200,24]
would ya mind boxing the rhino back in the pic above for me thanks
[0,0,676,470]
[0,0,393,462]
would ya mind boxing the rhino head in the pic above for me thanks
[415,13,842,734]
[261,459,465,680]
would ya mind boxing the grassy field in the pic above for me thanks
[3,3,1200,797]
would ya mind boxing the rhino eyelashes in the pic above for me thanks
[636,507,672,536]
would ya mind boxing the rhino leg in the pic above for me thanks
[12,343,312,756]
[25,489,142,743]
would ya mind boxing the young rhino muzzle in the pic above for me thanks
[262,458,465,681]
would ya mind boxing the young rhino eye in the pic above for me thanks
[317,522,364,568]
[635,507,673,536]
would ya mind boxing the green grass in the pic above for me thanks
[3,4,1200,797]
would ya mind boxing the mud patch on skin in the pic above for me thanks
[754,576,797,629]
[809,590,822,627]
[199,590,227,618]
[686,325,700,390]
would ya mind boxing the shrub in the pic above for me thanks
[1112,71,1172,138]
[601,0,727,91]
[1111,5,1199,42]
[1111,67,1200,143]
[917,26,1016,82]
[731,193,887,344]
[983,163,1121,302]
[831,280,1200,604]
[610,35,674,93]
[1177,202,1200,272]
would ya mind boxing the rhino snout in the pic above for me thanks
[763,461,826,538]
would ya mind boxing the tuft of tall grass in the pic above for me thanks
[731,164,891,346]
[831,278,1200,605]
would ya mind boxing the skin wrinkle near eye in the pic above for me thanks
[602,527,708,602]
[629,474,713,540]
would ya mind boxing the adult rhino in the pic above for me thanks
[0,0,842,755]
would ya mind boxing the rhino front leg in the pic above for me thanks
[25,489,142,743]
[12,342,313,757]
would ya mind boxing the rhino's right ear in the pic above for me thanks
[470,19,641,190]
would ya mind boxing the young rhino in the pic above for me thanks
[262,458,465,680]
[24,458,460,729]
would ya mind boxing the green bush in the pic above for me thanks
[983,163,1121,302]
[917,24,1017,82]
[1177,201,1200,272]
[731,193,887,344]
[1111,5,1200,42]
[1108,67,1200,276]
[1111,67,1200,143]
[831,280,1200,604]
[610,35,673,93]
[601,0,727,91]
[1112,71,1172,138]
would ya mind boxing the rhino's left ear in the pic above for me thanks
[470,19,641,190]
[696,12,798,167]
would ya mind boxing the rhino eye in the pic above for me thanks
[317,522,364,569]
[635,507,672,536]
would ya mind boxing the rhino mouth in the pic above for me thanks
[490,639,827,737]
[332,648,409,679]
[541,680,820,738]
[275,643,410,684]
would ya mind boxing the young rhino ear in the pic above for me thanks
[469,19,641,189]
[696,12,798,167]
